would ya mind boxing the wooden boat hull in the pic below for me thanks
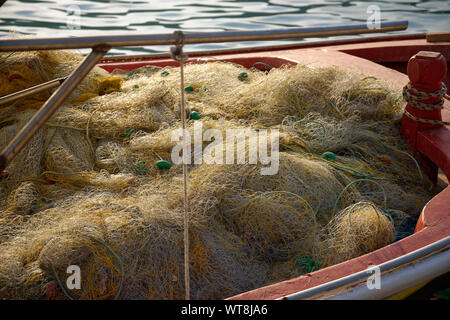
[98,34,450,300]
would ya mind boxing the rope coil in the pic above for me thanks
[402,81,449,125]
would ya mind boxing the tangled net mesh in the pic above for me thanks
[0,50,436,299]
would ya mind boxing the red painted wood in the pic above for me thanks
[305,39,450,93]
[417,127,450,181]
[400,51,447,185]
[327,40,450,63]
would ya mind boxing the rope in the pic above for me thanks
[402,81,450,126]
[405,81,447,100]
[170,30,190,301]
[404,109,450,126]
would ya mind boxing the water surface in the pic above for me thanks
[0,0,449,55]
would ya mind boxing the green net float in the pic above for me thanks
[322,151,336,161]
[238,72,248,81]
[133,84,139,89]
[295,256,310,266]
[120,129,135,138]
[190,111,200,120]
[184,85,194,92]
[295,256,320,273]
[306,259,319,273]
[161,70,170,77]
[156,160,171,169]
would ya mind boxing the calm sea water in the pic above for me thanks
[0,0,449,56]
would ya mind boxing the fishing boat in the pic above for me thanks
[99,32,450,300]
[0,22,449,300]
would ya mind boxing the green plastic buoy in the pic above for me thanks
[184,85,194,92]
[295,256,320,273]
[120,129,135,138]
[322,151,336,161]
[190,111,200,120]
[161,71,170,77]
[306,259,320,273]
[156,160,171,169]
[238,72,248,81]
[133,84,139,89]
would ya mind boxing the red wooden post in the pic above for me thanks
[401,51,447,147]
[401,51,447,184]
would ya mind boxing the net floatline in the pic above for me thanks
[0,50,434,299]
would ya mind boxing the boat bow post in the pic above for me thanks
[401,51,450,184]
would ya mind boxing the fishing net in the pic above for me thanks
[320,201,395,266]
[0,50,436,299]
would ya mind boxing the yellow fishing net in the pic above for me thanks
[0,50,435,299]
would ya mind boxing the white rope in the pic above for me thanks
[403,81,449,126]
[404,109,450,126]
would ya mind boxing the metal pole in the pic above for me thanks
[0,77,66,106]
[0,21,408,52]
[0,46,109,172]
